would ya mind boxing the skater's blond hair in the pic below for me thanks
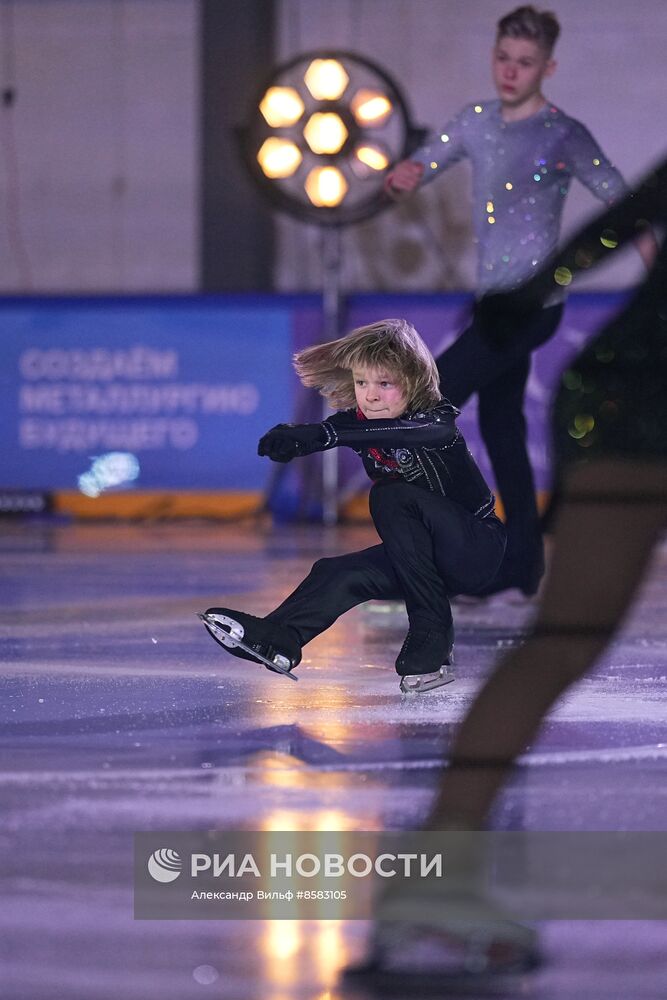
[293,318,441,412]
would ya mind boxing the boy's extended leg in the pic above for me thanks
[266,544,403,642]
[202,545,402,676]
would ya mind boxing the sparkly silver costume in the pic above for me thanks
[411,100,626,294]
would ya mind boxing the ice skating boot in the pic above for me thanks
[395,628,455,693]
[343,829,541,988]
[199,608,301,680]
[344,910,540,989]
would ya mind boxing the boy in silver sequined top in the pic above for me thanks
[385,5,653,597]
[389,9,628,295]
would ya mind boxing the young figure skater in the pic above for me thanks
[385,5,653,596]
[201,319,506,693]
[351,160,667,984]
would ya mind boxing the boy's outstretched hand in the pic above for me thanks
[383,160,424,199]
[258,423,327,463]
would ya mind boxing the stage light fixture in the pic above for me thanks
[239,49,425,226]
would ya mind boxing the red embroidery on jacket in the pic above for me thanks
[356,407,400,470]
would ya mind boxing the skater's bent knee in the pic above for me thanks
[309,554,357,578]
[310,556,336,576]
[310,553,382,593]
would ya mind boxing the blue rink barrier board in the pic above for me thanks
[0,298,294,492]
[0,293,626,498]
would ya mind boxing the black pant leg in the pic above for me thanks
[436,304,563,406]
[369,481,506,631]
[266,544,403,645]
[477,356,541,572]
[435,317,497,407]
[436,305,563,585]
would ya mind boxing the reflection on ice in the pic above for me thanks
[1,522,666,998]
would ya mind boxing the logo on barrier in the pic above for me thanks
[147,848,183,883]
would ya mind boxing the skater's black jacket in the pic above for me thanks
[322,401,496,518]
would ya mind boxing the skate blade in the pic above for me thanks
[198,613,297,681]
[400,665,455,694]
[342,959,536,995]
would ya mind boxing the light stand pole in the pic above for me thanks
[320,225,342,524]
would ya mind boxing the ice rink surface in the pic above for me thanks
[1,519,666,999]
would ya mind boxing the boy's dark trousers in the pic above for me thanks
[435,303,563,592]
[267,481,506,667]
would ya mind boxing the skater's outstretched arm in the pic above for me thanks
[542,158,665,281]
[477,158,666,343]
[257,402,459,463]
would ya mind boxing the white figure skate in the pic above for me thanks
[198,611,298,681]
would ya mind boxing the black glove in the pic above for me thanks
[257,423,327,463]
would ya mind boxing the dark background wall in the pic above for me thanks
[200,0,274,290]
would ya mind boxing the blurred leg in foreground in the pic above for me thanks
[428,457,667,830]
[347,459,666,990]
